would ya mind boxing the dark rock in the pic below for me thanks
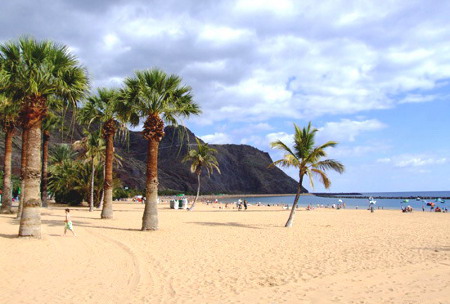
[1,123,304,195]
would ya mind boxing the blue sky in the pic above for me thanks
[1,0,449,192]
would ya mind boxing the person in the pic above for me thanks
[237,199,242,210]
[243,200,248,210]
[64,208,76,236]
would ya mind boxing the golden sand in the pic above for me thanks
[1,202,449,303]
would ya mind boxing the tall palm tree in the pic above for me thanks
[124,69,201,230]
[182,138,220,210]
[16,127,28,219]
[78,88,128,218]
[0,96,19,214]
[41,112,62,207]
[0,37,89,238]
[270,122,345,227]
[73,130,105,212]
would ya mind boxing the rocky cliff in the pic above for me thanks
[115,126,303,194]
[1,125,305,194]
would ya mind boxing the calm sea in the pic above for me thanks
[221,191,450,210]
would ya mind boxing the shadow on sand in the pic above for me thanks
[413,246,450,252]
[185,221,265,229]
[41,218,141,232]
[0,233,18,239]
[180,209,288,213]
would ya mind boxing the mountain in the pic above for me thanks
[1,124,304,195]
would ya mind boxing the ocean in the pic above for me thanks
[220,191,450,210]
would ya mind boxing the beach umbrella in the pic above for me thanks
[401,199,409,203]
[435,198,445,203]
[338,199,343,203]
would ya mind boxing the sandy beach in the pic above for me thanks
[1,201,449,304]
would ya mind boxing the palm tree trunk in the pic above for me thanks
[142,139,159,230]
[189,173,201,211]
[99,188,104,208]
[101,131,114,219]
[96,166,105,209]
[285,175,304,228]
[41,130,49,208]
[0,127,14,214]
[19,119,42,238]
[89,158,95,212]
[17,128,28,219]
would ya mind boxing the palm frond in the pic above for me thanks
[311,168,331,189]
[314,159,345,174]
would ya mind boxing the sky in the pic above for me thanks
[1,0,449,192]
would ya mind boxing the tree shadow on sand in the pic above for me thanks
[0,233,18,239]
[412,246,450,252]
[179,209,288,213]
[41,219,141,232]
[186,221,265,229]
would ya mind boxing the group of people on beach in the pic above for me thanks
[222,199,248,210]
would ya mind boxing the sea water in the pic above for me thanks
[221,191,450,210]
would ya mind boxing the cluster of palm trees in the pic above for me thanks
[0,36,345,237]
[0,37,200,237]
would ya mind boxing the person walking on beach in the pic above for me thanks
[64,208,76,236]
[243,200,248,210]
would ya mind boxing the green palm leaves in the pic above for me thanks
[78,88,129,218]
[271,122,345,227]
[124,69,201,128]
[183,138,220,176]
[124,68,201,230]
[0,37,89,237]
[0,37,88,108]
[182,138,220,210]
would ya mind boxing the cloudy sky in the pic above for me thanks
[2,0,450,192]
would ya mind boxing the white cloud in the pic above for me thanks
[377,154,448,168]
[395,156,447,168]
[317,119,386,142]
[399,94,438,104]
[329,146,375,158]
[234,0,295,16]
[199,26,253,45]
[266,132,293,146]
[240,135,264,146]
[199,132,232,144]
[10,0,448,124]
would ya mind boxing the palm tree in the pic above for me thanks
[16,127,28,219]
[124,69,201,230]
[0,96,19,214]
[0,37,89,238]
[50,144,78,164]
[270,122,345,227]
[73,130,105,212]
[182,138,220,210]
[41,112,62,208]
[78,88,129,218]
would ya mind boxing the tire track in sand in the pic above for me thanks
[88,229,149,302]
